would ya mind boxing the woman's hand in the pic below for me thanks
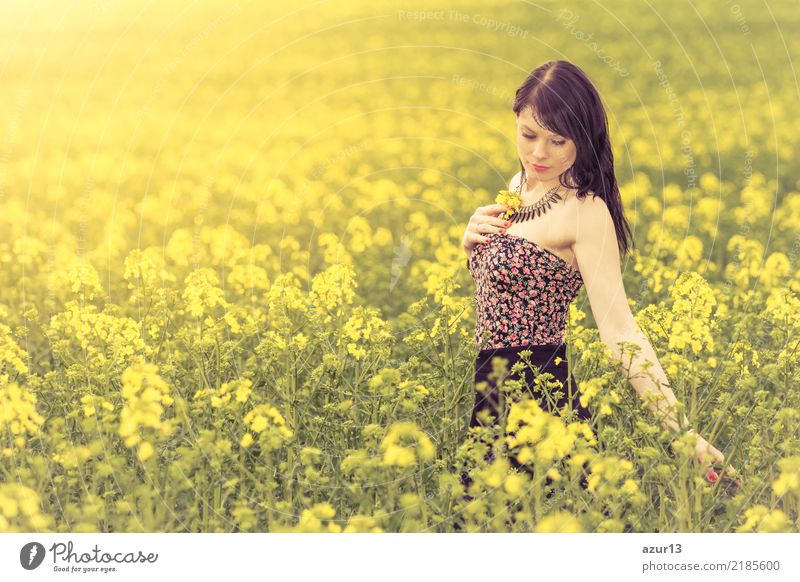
[691,430,738,482]
[462,204,511,256]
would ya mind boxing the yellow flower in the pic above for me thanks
[546,467,562,481]
[0,382,44,445]
[182,268,227,317]
[504,474,526,498]
[382,445,416,467]
[118,363,173,450]
[267,273,307,313]
[286,502,343,533]
[495,189,522,220]
[505,399,590,464]
[68,261,104,301]
[0,484,54,532]
[250,415,268,433]
[380,421,436,468]
[340,306,393,361]
[343,514,384,533]
[737,506,791,533]
[137,441,154,462]
[534,511,583,533]
[578,377,607,408]
[516,446,534,465]
[80,394,96,417]
[242,404,293,451]
[310,264,357,320]
[668,272,716,353]
[772,456,800,497]
[622,479,640,495]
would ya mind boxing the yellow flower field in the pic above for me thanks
[0,0,798,532]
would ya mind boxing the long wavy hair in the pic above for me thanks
[512,60,634,257]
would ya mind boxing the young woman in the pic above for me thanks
[461,60,737,492]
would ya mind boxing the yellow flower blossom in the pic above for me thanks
[118,362,174,461]
[534,511,583,533]
[310,263,357,322]
[182,268,227,317]
[380,421,435,468]
[341,306,393,360]
[0,483,54,532]
[737,506,791,533]
[772,456,800,498]
[243,404,293,451]
[0,382,44,447]
[495,189,522,220]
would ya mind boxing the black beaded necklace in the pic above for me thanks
[509,172,563,224]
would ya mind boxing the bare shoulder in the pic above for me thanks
[574,190,611,218]
[572,190,615,243]
[507,170,523,191]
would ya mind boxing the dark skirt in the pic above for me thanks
[461,342,595,494]
[469,343,593,429]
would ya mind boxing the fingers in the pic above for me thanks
[466,204,513,248]
[467,219,507,241]
[479,203,512,216]
[689,436,739,488]
[479,217,510,233]
[465,226,490,245]
[470,213,510,231]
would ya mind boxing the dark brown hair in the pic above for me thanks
[513,60,634,257]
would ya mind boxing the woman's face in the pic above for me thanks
[515,107,577,185]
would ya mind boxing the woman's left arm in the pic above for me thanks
[571,195,733,473]
[571,195,687,430]
[572,196,733,480]
[571,197,686,433]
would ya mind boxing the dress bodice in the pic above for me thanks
[467,232,584,349]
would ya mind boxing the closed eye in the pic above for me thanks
[522,133,566,146]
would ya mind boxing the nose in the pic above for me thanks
[532,140,548,160]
